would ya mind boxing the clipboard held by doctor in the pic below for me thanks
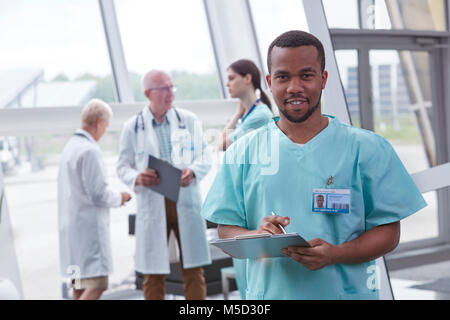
[147,155,182,202]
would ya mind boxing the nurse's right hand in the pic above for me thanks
[135,169,160,187]
[257,215,290,235]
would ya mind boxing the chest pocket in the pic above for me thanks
[171,128,194,165]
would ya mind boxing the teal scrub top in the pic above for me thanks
[201,115,426,300]
[228,104,273,142]
[227,103,272,300]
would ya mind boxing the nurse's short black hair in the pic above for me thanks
[267,30,326,73]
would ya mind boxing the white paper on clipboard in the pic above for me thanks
[210,232,310,259]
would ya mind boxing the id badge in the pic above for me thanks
[312,188,351,214]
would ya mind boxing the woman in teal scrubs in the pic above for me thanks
[220,59,273,299]
[221,59,273,151]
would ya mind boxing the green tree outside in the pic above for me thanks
[50,70,222,103]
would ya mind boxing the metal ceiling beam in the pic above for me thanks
[303,0,352,124]
[203,0,266,98]
[98,0,134,103]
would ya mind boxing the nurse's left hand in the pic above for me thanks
[281,238,337,271]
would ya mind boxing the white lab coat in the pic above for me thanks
[58,129,122,279]
[117,106,212,274]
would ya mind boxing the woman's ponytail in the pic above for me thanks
[259,89,272,112]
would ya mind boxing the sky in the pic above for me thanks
[0,0,399,83]
[0,0,111,79]
[0,0,217,80]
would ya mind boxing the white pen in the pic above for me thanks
[271,211,287,234]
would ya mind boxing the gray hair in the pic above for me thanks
[81,99,113,127]
[141,70,168,92]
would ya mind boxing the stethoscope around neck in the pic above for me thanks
[134,107,186,133]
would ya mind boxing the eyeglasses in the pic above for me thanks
[147,85,177,93]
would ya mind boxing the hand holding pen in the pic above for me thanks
[272,211,287,234]
[256,211,290,235]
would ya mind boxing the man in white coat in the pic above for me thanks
[117,70,212,300]
[58,99,131,300]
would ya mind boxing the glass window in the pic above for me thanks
[4,128,219,298]
[335,50,361,127]
[4,132,135,299]
[383,0,447,31]
[249,0,309,75]
[114,0,221,102]
[370,49,438,244]
[370,50,435,172]
[322,0,360,29]
[370,0,392,29]
[400,191,439,243]
[0,0,116,107]
[324,0,447,31]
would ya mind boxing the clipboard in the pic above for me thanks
[148,155,182,202]
[210,232,310,259]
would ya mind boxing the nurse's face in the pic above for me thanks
[226,68,251,99]
[266,46,328,123]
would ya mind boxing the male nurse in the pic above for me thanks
[201,30,426,300]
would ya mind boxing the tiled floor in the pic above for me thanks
[99,257,450,300]
[390,279,450,300]
[106,285,450,300]
[101,280,450,300]
[389,260,450,300]
[100,281,242,300]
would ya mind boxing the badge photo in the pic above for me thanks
[312,188,351,214]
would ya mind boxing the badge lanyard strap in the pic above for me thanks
[241,98,261,123]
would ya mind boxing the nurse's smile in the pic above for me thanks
[284,95,310,112]
[285,96,309,105]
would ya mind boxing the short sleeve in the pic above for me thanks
[361,136,427,231]
[228,106,272,143]
[241,112,271,132]
[227,121,245,143]
[200,148,247,228]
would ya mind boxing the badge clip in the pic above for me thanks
[327,176,333,185]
